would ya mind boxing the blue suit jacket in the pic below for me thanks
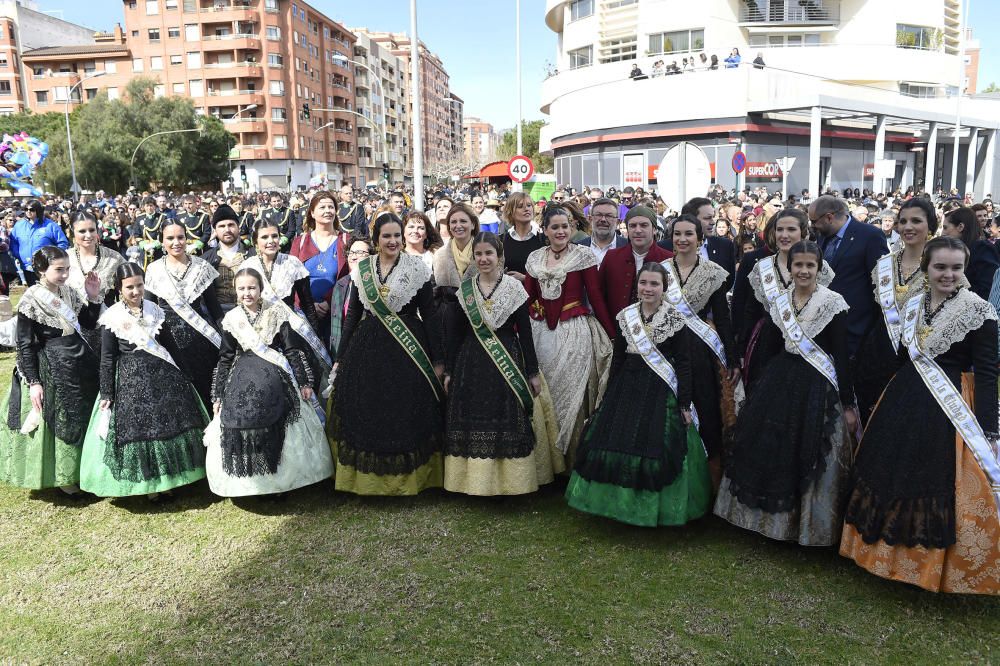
[821,217,889,355]
[575,235,628,249]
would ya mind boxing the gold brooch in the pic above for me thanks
[379,285,390,298]
[782,310,791,321]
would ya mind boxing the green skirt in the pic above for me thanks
[0,379,81,489]
[80,398,208,497]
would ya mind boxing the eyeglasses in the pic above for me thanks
[348,250,370,257]
[591,213,617,221]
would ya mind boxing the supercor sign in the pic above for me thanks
[745,161,783,180]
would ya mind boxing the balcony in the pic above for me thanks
[358,157,374,168]
[202,34,261,51]
[224,119,266,133]
[205,89,265,106]
[203,62,263,78]
[739,0,840,26]
[235,146,270,160]
[191,1,255,21]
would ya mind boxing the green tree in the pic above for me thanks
[497,120,554,174]
[983,82,1000,94]
[0,77,232,194]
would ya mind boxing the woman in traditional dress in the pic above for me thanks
[204,268,333,498]
[433,203,479,343]
[524,205,615,465]
[144,221,223,407]
[79,262,207,499]
[403,210,442,271]
[566,262,711,526]
[443,232,561,496]
[329,213,445,495]
[714,241,858,546]
[841,236,1000,594]
[244,219,330,391]
[67,211,125,308]
[853,198,937,422]
[666,214,739,487]
[739,209,834,390]
[289,191,350,344]
[0,247,101,494]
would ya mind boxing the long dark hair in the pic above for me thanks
[786,240,822,271]
[945,207,979,249]
[114,262,145,292]
[898,197,939,234]
[403,210,443,252]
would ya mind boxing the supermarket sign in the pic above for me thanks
[745,161,783,180]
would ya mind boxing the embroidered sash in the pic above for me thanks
[259,288,332,369]
[758,256,784,304]
[460,277,532,413]
[229,312,298,390]
[102,302,178,369]
[773,290,839,391]
[876,253,904,351]
[662,261,728,367]
[359,257,443,401]
[622,304,699,428]
[902,294,1000,512]
[23,287,89,347]
[147,265,222,349]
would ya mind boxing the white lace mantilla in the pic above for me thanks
[768,285,849,353]
[222,299,292,351]
[917,289,998,359]
[749,256,835,304]
[145,256,219,304]
[67,245,125,302]
[676,259,728,312]
[458,274,528,331]
[616,301,686,353]
[525,244,597,300]
[351,253,430,314]
[99,299,166,344]
[17,284,84,334]
[243,253,310,301]
[432,239,477,289]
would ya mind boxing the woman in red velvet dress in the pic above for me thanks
[524,205,615,466]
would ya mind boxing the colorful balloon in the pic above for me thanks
[0,131,48,196]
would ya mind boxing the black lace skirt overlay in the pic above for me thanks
[114,353,205,443]
[852,318,904,422]
[334,314,443,475]
[724,351,842,513]
[445,328,533,459]
[219,353,299,478]
[690,337,724,458]
[158,307,220,407]
[844,363,959,549]
[38,335,99,446]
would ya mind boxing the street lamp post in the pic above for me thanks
[410,0,423,212]
[315,107,388,190]
[225,103,258,191]
[65,71,106,199]
[332,54,389,188]
[130,128,203,190]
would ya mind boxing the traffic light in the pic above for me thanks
[382,162,390,182]
[240,164,247,181]
[302,103,310,120]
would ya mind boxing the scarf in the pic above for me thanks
[451,238,473,278]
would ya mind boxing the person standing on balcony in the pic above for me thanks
[336,182,367,236]
[724,48,741,68]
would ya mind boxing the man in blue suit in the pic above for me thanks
[809,195,888,356]
[575,197,627,266]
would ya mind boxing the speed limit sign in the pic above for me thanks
[507,155,534,183]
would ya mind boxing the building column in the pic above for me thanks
[808,106,822,199]
[965,128,979,198]
[873,114,886,193]
[980,128,997,201]
[924,122,938,194]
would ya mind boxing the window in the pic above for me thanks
[172,82,185,94]
[185,23,199,41]
[105,60,117,73]
[648,29,704,55]
[269,80,284,95]
[0,55,7,67]
[34,90,46,104]
[900,82,938,98]
[148,28,160,41]
[32,66,43,76]
[145,0,159,15]
[170,54,182,65]
[189,79,203,96]
[132,57,144,72]
[53,86,68,101]
[154,85,165,98]
[896,24,940,50]
[749,33,820,48]
[264,0,278,10]
[85,88,97,101]
[569,0,593,21]
[186,51,201,67]
[167,26,180,38]
[131,30,139,37]
[107,87,119,100]
[150,56,163,70]
[165,0,178,7]
[267,53,283,67]
[272,107,286,122]
[266,26,280,41]
[568,45,592,69]
[273,135,287,149]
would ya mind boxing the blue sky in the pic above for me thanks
[34,0,1000,125]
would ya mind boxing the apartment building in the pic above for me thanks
[351,31,408,186]
[463,117,499,164]
[353,29,463,170]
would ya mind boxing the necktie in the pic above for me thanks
[824,236,840,262]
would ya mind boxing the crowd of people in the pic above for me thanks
[0,178,998,597]
[631,48,764,79]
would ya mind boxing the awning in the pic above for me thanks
[463,161,510,179]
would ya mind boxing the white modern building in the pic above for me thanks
[540,0,1000,199]
[350,31,409,186]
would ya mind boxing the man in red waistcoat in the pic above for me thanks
[598,205,673,337]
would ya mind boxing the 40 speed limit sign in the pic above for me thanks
[507,155,535,183]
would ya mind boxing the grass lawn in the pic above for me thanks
[0,291,997,663]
